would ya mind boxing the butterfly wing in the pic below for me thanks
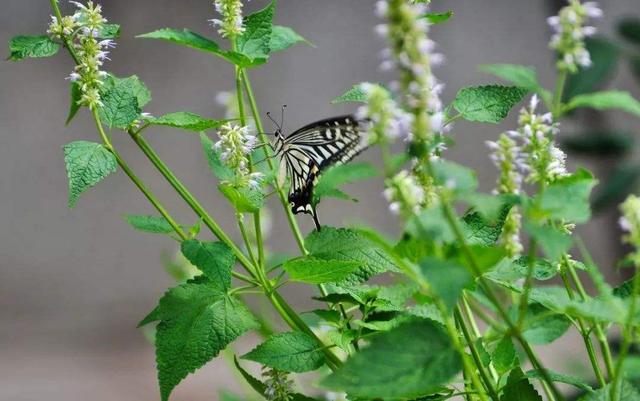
[281,115,367,227]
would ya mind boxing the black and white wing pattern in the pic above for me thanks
[279,115,368,229]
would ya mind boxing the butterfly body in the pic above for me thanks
[270,114,368,230]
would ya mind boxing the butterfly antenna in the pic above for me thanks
[281,104,287,130]
[266,112,281,130]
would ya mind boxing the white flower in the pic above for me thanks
[212,0,245,38]
[384,170,425,216]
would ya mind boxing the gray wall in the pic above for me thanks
[1,1,639,400]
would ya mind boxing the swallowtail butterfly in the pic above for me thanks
[265,108,368,230]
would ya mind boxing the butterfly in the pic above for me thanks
[262,107,368,230]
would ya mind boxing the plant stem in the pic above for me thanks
[462,294,500,382]
[552,71,567,119]
[517,239,537,329]
[455,308,500,401]
[237,212,259,267]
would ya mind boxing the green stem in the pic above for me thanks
[237,212,259,267]
[455,308,500,401]
[552,71,567,119]
[50,0,81,64]
[462,294,500,382]
[517,239,537,329]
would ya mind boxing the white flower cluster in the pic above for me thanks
[486,134,523,195]
[620,195,640,266]
[48,1,114,110]
[210,0,246,38]
[214,123,262,189]
[548,0,602,72]
[506,95,567,185]
[384,170,425,217]
[355,83,413,144]
[374,0,447,145]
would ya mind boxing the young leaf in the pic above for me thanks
[200,132,234,181]
[283,258,361,284]
[98,24,121,39]
[501,368,543,401]
[314,162,378,204]
[237,0,275,61]
[242,331,326,373]
[422,11,453,24]
[306,227,398,285]
[8,35,60,61]
[524,223,572,260]
[462,205,511,247]
[332,83,383,104]
[66,82,82,125]
[125,215,181,234]
[63,141,117,208]
[149,112,228,132]
[180,240,235,290]
[565,90,640,117]
[321,319,461,399]
[99,76,151,129]
[491,336,518,375]
[452,85,527,123]
[138,28,222,53]
[479,64,540,92]
[520,303,571,345]
[270,25,311,53]
[153,278,259,401]
[218,183,265,213]
[102,75,151,109]
[420,257,472,309]
[537,169,596,223]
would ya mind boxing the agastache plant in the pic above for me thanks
[9,1,640,401]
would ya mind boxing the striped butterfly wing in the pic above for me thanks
[281,115,367,226]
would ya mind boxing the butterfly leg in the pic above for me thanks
[311,207,322,231]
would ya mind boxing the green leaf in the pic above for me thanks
[8,35,60,61]
[98,24,121,39]
[564,37,619,100]
[524,223,572,260]
[125,215,179,234]
[420,257,472,309]
[200,132,234,181]
[520,303,571,345]
[537,169,596,223]
[492,337,518,375]
[321,319,462,399]
[99,75,152,129]
[102,75,151,108]
[578,381,640,401]
[453,85,527,124]
[283,258,361,284]
[501,368,543,401]
[331,83,379,104]
[486,257,558,283]
[66,82,82,125]
[462,205,512,247]
[618,17,640,45]
[242,331,325,373]
[233,358,319,401]
[565,91,640,117]
[314,162,378,204]
[525,369,593,393]
[306,227,398,285]
[431,159,478,194]
[180,240,235,290]
[218,183,264,213]
[479,64,543,93]
[422,11,454,24]
[153,278,259,401]
[237,1,275,61]
[270,25,311,53]
[63,141,117,208]
[613,274,639,298]
[149,112,228,132]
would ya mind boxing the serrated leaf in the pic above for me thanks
[501,368,543,401]
[537,169,596,223]
[66,82,82,125]
[242,331,325,372]
[180,240,235,290]
[283,258,361,284]
[321,319,461,399]
[149,112,227,132]
[486,257,558,283]
[314,162,378,204]
[200,132,234,181]
[519,303,571,345]
[453,85,527,123]
[154,278,259,401]
[98,24,121,39]
[492,337,518,375]
[422,11,453,24]
[8,35,60,61]
[479,64,552,105]
[218,183,264,213]
[525,369,593,393]
[125,214,180,234]
[331,83,379,104]
[578,381,640,401]
[463,205,511,247]
[564,37,619,100]
[63,141,117,208]
[566,90,640,117]
[524,223,572,260]
[99,76,150,129]
[420,257,472,310]
[270,25,311,53]
[102,75,151,108]
[305,227,398,285]
[618,17,640,45]
[237,1,274,60]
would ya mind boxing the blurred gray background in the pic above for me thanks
[2,0,640,400]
